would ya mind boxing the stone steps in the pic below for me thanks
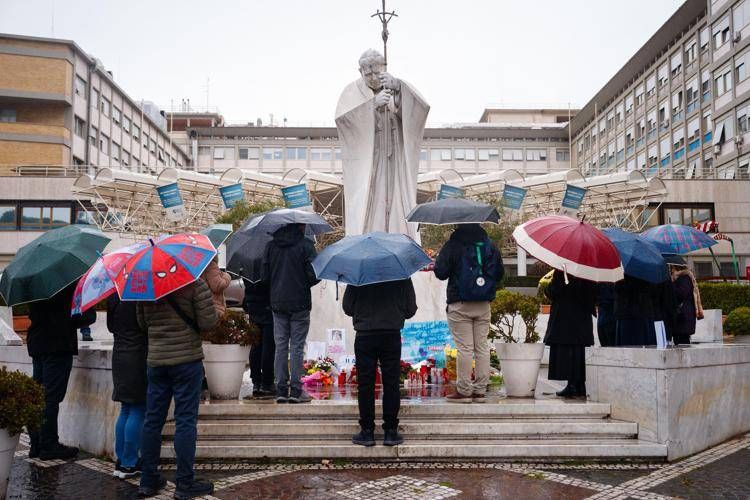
[161,438,667,459]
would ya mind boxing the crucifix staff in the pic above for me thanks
[371,0,397,66]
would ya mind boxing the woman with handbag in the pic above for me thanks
[669,262,704,345]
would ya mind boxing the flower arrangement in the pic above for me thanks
[400,360,413,383]
[301,357,337,386]
[202,309,261,346]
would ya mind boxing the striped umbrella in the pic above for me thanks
[640,224,717,255]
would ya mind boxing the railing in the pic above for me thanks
[0,164,91,177]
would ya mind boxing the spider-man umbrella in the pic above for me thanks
[115,233,216,301]
[71,241,148,315]
[512,215,624,283]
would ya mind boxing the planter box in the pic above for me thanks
[202,344,251,400]
[12,315,30,334]
[0,428,19,499]
[495,343,545,397]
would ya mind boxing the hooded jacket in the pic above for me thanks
[263,224,320,313]
[107,294,147,404]
[342,279,418,333]
[433,224,505,304]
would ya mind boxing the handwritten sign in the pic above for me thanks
[401,320,454,367]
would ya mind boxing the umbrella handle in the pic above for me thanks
[562,264,569,285]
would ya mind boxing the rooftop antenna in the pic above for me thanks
[371,0,397,65]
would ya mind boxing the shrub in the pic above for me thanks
[490,290,541,343]
[724,307,750,336]
[697,283,750,313]
[202,309,261,346]
[0,367,44,436]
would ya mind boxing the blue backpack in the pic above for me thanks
[456,238,500,302]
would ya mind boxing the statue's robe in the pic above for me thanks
[335,77,429,238]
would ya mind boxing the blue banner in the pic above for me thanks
[561,184,587,210]
[501,184,527,210]
[438,184,465,200]
[281,183,311,208]
[219,183,244,209]
[400,321,454,367]
[156,182,185,221]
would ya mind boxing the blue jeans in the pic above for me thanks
[139,360,203,489]
[115,403,145,467]
[273,310,310,398]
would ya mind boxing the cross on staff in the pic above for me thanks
[371,0,397,66]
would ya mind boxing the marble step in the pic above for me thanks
[164,419,637,440]
[196,401,612,420]
[162,438,667,459]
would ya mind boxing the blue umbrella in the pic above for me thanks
[312,232,432,286]
[640,224,717,255]
[602,228,668,284]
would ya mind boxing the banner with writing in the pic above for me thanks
[218,183,244,209]
[156,182,185,222]
[438,184,465,200]
[281,183,311,209]
[561,184,587,211]
[500,184,527,210]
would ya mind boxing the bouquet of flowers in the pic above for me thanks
[400,360,413,383]
[301,357,337,386]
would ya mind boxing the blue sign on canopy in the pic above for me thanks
[500,185,527,210]
[219,183,244,209]
[561,184,587,210]
[156,182,185,221]
[281,183,311,208]
[438,184,465,200]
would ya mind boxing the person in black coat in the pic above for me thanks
[614,275,656,346]
[263,224,320,403]
[596,283,616,347]
[544,270,597,399]
[670,264,701,344]
[27,282,96,460]
[343,278,417,447]
[243,281,275,399]
[107,294,147,478]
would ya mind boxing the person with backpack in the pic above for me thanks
[434,223,504,403]
[136,279,218,499]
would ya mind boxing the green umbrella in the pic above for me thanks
[0,225,111,306]
[200,223,233,249]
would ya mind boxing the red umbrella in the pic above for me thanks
[512,215,624,283]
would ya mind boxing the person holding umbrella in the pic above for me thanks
[313,232,430,446]
[0,225,109,460]
[668,255,704,345]
[513,216,623,399]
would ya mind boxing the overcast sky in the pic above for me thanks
[1,0,683,126]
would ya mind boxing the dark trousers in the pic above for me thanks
[140,360,203,489]
[597,321,616,347]
[673,333,692,345]
[249,322,275,390]
[354,332,401,431]
[30,354,73,451]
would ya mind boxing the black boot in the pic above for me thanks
[383,429,404,446]
[352,428,376,447]
[174,479,214,500]
[555,383,575,398]
[575,381,587,399]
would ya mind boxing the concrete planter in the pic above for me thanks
[496,343,545,397]
[202,344,250,400]
[0,428,19,499]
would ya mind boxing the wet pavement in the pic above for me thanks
[6,432,750,499]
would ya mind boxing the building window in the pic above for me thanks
[101,97,110,117]
[286,147,307,160]
[263,147,283,160]
[670,51,682,76]
[122,116,131,133]
[430,149,451,161]
[74,117,86,138]
[112,106,121,124]
[419,149,428,161]
[685,41,697,66]
[132,124,140,142]
[122,151,130,167]
[694,261,714,279]
[660,203,714,226]
[239,147,260,160]
[555,149,569,162]
[734,0,750,33]
[715,66,733,97]
[157,147,165,163]
[0,108,17,122]
[636,84,645,106]
[100,133,109,155]
[657,64,668,89]
[149,138,156,153]
[310,148,331,161]
[20,205,72,230]
[0,205,17,230]
[686,78,699,113]
[671,90,683,121]
[702,111,713,142]
[74,76,87,98]
[89,126,97,147]
[738,102,750,134]
[502,149,523,161]
[90,88,99,109]
[714,113,735,148]
[213,147,234,160]
[700,26,710,53]
[658,100,670,130]
[712,15,730,50]
[112,142,120,162]
[625,95,634,115]
[701,70,712,102]
[646,74,656,97]
[736,49,750,84]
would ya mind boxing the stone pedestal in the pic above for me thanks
[586,344,750,460]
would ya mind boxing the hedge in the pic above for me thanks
[697,283,750,314]
[724,307,750,336]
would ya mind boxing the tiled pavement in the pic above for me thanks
[6,432,750,499]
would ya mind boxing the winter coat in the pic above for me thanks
[342,279,418,333]
[543,270,596,346]
[27,283,96,357]
[596,283,616,328]
[263,224,320,313]
[673,274,697,337]
[650,280,678,340]
[614,276,656,346]
[136,279,218,367]
[202,260,231,317]
[243,281,273,326]
[433,224,505,304]
[107,294,147,404]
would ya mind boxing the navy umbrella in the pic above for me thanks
[406,198,500,225]
[312,232,432,286]
[602,228,668,284]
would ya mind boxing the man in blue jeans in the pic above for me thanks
[136,279,217,499]
[263,224,320,404]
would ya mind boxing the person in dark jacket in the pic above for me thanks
[243,281,275,399]
[263,224,320,404]
[27,282,96,460]
[669,263,703,344]
[343,278,417,447]
[434,224,504,403]
[651,278,679,343]
[107,294,147,479]
[596,283,616,347]
[545,270,597,399]
[614,275,656,346]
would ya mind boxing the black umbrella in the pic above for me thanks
[406,198,500,225]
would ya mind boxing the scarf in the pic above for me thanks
[671,267,704,319]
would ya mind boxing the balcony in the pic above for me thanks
[0,121,70,140]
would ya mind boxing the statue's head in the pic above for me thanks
[358,49,386,91]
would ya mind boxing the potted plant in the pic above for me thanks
[537,270,553,314]
[0,367,44,498]
[490,290,544,397]
[202,309,260,400]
